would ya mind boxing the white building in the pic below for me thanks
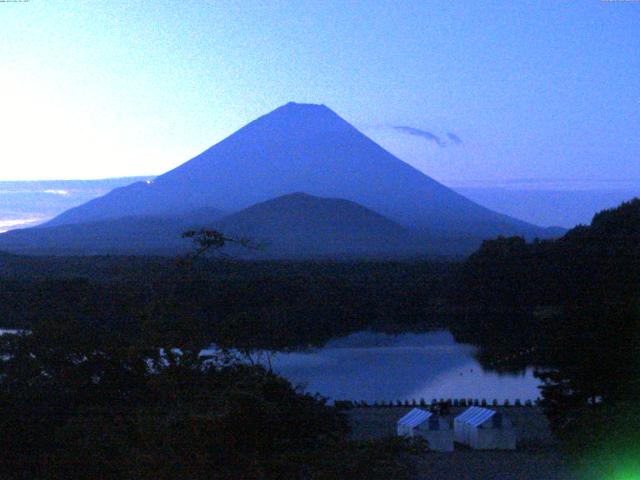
[396,408,454,452]
[454,406,516,450]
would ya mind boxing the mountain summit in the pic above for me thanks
[5,102,557,256]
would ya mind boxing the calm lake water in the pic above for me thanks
[266,331,541,403]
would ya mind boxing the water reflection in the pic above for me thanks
[267,331,541,403]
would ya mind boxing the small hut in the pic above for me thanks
[454,406,516,450]
[397,408,453,452]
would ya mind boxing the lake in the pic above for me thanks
[266,331,541,404]
[3,327,541,403]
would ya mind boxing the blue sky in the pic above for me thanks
[1,0,638,184]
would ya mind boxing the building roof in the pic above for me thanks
[455,407,496,427]
[397,408,432,428]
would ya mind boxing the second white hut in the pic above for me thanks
[454,406,516,450]
[397,408,453,452]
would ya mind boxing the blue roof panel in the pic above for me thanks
[455,407,496,427]
[398,408,432,428]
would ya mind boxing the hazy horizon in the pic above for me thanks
[1,175,638,232]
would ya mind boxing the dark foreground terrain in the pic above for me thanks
[412,450,569,480]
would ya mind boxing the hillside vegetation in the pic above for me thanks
[458,198,640,473]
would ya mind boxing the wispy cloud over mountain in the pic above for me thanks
[393,126,445,147]
[393,126,462,147]
[447,132,463,145]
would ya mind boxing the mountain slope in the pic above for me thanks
[45,103,550,242]
[0,208,223,256]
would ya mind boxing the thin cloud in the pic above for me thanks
[393,126,445,147]
[447,132,463,145]
[44,189,71,196]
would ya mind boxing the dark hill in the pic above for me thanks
[215,192,424,258]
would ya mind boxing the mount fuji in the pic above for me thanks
[0,102,560,257]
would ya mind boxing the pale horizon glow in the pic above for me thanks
[1,1,638,184]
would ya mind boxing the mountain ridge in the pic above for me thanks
[0,193,426,257]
